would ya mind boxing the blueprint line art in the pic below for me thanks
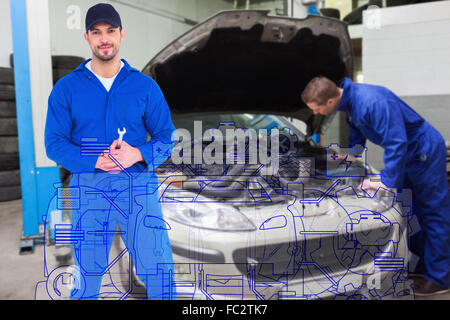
[80,137,110,157]
[36,120,417,300]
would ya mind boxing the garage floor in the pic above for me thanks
[0,199,448,300]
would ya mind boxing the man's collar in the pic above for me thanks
[338,77,353,111]
[120,58,139,72]
[75,58,138,72]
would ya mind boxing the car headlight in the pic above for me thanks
[163,203,256,231]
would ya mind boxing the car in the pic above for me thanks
[36,10,415,300]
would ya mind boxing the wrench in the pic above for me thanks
[117,127,126,149]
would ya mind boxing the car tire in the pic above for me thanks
[0,84,15,101]
[0,169,21,202]
[0,137,18,154]
[0,169,20,187]
[51,55,85,70]
[0,185,21,202]
[0,153,19,171]
[53,68,74,83]
[0,67,14,85]
[9,53,85,70]
[0,101,16,118]
[0,118,18,136]
[9,53,14,68]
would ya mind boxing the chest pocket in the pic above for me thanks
[113,96,146,127]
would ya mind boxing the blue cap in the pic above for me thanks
[85,3,122,32]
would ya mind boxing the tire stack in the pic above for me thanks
[0,66,20,202]
[9,53,85,85]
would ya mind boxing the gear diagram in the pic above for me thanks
[276,127,299,157]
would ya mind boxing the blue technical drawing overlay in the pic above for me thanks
[80,138,110,157]
[36,121,418,300]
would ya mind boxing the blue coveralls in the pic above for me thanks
[45,59,177,299]
[338,77,450,288]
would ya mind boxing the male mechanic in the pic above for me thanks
[45,3,176,299]
[301,76,450,296]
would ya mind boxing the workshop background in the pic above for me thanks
[0,0,449,300]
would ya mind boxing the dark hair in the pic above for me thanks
[301,76,340,105]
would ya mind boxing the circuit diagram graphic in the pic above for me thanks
[35,121,417,300]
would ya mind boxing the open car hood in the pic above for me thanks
[142,10,353,137]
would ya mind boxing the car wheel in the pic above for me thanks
[0,169,21,201]
[0,118,18,136]
[0,67,14,85]
[0,185,21,202]
[0,84,15,101]
[0,101,16,118]
[51,55,85,70]
[0,137,18,154]
[53,68,75,84]
[9,53,85,70]
[0,169,20,186]
[0,153,19,171]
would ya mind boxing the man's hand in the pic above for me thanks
[358,178,389,192]
[95,153,119,172]
[108,139,144,169]
[95,140,144,172]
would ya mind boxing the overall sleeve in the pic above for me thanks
[44,84,98,173]
[368,99,408,188]
[137,81,175,171]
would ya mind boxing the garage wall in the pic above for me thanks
[362,1,450,170]
[401,94,450,139]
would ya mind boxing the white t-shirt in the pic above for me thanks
[85,60,124,92]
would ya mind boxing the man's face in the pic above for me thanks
[306,98,339,116]
[84,22,124,62]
